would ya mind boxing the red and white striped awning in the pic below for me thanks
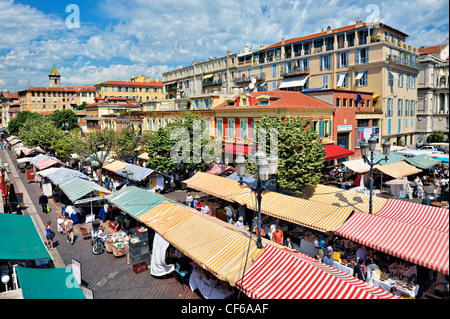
[235,245,397,299]
[335,211,449,275]
[374,199,449,234]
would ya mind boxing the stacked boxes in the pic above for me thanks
[129,227,150,266]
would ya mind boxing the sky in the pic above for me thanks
[0,0,448,92]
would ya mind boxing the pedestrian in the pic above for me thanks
[201,202,211,215]
[322,250,334,267]
[186,192,193,207]
[272,226,284,245]
[193,195,200,209]
[284,237,293,249]
[268,224,276,241]
[354,258,365,281]
[356,245,367,263]
[45,221,54,250]
[252,220,266,237]
[57,212,65,234]
[235,216,244,229]
[414,176,424,198]
[315,235,326,261]
[224,205,236,223]
[65,216,74,245]
[195,199,203,211]
[38,194,49,214]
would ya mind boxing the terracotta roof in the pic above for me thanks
[262,22,381,51]
[25,87,77,92]
[215,90,335,110]
[97,80,163,87]
[2,92,18,99]
[418,45,443,55]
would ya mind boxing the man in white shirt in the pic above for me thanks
[201,203,211,215]
[235,217,244,229]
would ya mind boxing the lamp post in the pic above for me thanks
[360,135,391,215]
[215,156,229,177]
[235,151,278,249]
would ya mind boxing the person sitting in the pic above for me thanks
[235,217,244,229]
[201,202,211,215]
[195,199,203,211]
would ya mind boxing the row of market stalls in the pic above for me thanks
[104,185,397,299]
[183,172,448,298]
[0,214,85,299]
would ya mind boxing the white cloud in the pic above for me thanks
[0,0,448,92]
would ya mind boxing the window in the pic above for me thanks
[272,64,277,77]
[320,54,331,70]
[193,99,201,110]
[202,99,211,110]
[405,99,410,116]
[406,74,410,89]
[104,86,108,92]
[367,100,371,109]
[356,47,369,64]
[397,99,403,116]
[388,118,392,134]
[349,99,353,108]
[355,70,368,86]
[357,119,370,127]
[398,118,402,133]
[411,76,416,89]
[118,87,122,92]
[343,99,347,108]
[259,66,264,78]
[337,51,349,68]
[411,100,415,116]
[387,98,393,117]
[217,120,223,136]
[228,120,235,138]
[272,81,277,90]
[336,98,341,107]
[240,120,248,139]
[388,69,394,86]
[372,119,379,127]
[318,121,325,138]
[411,118,414,127]
[300,58,309,72]
[337,73,349,88]
[398,72,404,87]
[322,75,329,88]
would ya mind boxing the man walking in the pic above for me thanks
[38,194,49,214]
[65,216,75,245]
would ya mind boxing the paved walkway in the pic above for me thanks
[1,149,201,299]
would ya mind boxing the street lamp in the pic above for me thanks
[360,135,391,214]
[215,155,229,177]
[235,152,279,249]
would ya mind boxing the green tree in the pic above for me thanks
[18,116,64,149]
[48,109,79,131]
[7,111,41,135]
[249,115,325,193]
[145,113,215,173]
[52,131,84,160]
[116,127,140,159]
[427,131,446,143]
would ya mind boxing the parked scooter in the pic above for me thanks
[91,221,105,255]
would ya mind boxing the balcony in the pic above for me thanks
[386,54,420,69]
[202,80,222,87]
[280,67,310,77]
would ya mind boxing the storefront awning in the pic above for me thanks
[375,199,449,233]
[235,245,397,299]
[299,184,388,215]
[404,154,442,169]
[34,157,69,171]
[30,154,49,165]
[373,152,406,165]
[115,164,154,181]
[102,159,129,173]
[16,267,85,299]
[342,159,378,173]
[58,176,110,202]
[0,214,51,260]
[335,210,449,275]
[45,167,91,186]
[324,144,354,161]
[278,75,309,89]
[375,161,422,179]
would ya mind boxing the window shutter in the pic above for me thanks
[319,120,325,138]
[337,53,341,68]
[320,55,324,71]
[356,49,360,64]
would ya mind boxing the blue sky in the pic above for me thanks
[0,0,448,92]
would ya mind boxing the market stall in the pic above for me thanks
[404,154,442,170]
[235,245,397,299]
[375,161,422,179]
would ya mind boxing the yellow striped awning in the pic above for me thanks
[102,159,129,173]
[186,173,355,232]
[299,184,388,215]
[136,200,265,286]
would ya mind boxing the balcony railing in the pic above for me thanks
[202,80,222,87]
[386,54,420,69]
[280,68,310,77]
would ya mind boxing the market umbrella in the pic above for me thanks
[385,179,412,185]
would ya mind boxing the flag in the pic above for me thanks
[355,93,362,105]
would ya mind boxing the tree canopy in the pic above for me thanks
[249,115,325,193]
[18,116,64,149]
[8,111,41,135]
[48,109,79,131]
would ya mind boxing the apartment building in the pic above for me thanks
[416,43,449,142]
[18,66,97,115]
[0,90,19,127]
[162,20,420,148]
[96,75,164,103]
[85,96,142,133]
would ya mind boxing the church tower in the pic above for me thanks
[48,65,61,87]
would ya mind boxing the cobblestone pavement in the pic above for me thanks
[1,149,201,299]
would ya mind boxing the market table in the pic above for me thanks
[188,269,235,299]
[431,201,448,208]
[333,261,354,276]
[369,277,419,298]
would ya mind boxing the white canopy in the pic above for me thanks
[343,159,380,173]
[278,75,309,89]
